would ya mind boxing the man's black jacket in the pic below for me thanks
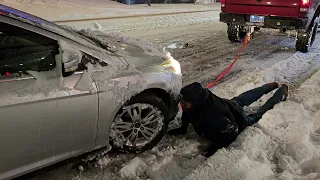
[176,82,248,155]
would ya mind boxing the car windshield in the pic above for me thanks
[0,4,103,49]
[46,23,104,48]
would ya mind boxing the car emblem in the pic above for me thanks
[257,0,263,2]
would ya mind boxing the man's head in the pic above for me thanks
[180,98,192,110]
[179,82,208,110]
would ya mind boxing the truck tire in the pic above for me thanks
[296,18,319,53]
[228,25,247,42]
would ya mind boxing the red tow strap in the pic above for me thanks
[179,33,251,108]
[205,33,251,89]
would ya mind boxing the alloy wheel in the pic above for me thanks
[110,103,164,149]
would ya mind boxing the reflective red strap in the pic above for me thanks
[178,33,251,109]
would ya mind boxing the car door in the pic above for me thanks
[0,20,98,179]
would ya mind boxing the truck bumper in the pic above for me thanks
[220,13,308,30]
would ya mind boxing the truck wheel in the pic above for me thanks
[109,93,169,153]
[227,25,247,42]
[296,18,318,53]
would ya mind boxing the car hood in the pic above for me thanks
[76,29,171,67]
[102,35,169,67]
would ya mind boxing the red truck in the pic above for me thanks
[219,0,320,52]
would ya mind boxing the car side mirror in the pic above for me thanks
[62,50,81,73]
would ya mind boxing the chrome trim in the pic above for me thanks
[0,71,85,83]
[74,71,84,75]
[0,76,35,83]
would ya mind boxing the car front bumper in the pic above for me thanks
[168,93,180,121]
[167,73,181,121]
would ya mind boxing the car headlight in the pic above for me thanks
[161,56,181,75]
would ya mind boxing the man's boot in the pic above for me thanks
[281,84,289,101]
[265,82,281,89]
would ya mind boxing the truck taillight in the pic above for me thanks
[221,0,226,8]
[300,0,310,12]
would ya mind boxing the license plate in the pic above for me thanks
[250,15,264,23]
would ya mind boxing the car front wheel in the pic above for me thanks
[109,93,169,153]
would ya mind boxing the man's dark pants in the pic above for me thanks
[232,83,285,126]
[198,83,285,156]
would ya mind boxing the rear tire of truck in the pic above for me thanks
[227,25,247,42]
[296,18,319,53]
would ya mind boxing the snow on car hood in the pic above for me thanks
[77,29,171,67]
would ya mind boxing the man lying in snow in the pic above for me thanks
[169,82,289,157]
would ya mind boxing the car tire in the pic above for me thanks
[227,25,247,42]
[296,18,319,53]
[109,93,169,153]
[318,15,320,32]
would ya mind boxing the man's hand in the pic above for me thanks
[168,128,187,135]
[202,144,219,157]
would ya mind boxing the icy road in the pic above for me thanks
[9,3,320,180]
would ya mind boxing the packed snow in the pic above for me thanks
[183,46,320,179]
[117,39,320,180]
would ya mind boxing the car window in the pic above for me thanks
[0,22,59,79]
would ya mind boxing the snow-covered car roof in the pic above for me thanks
[0,4,102,50]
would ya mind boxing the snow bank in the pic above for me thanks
[184,44,320,179]
[119,157,147,179]
[215,52,320,100]
[118,143,206,180]
[186,147,274,180]
[116,39,320,180]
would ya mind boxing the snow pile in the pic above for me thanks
[144,145,205,180]
[217,52,320,100]
[184,47,320,179]
[118,141,206,180]
[116,40,320,180]
[119,157,147,179]
[186,147,274,180]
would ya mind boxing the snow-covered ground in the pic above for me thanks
[26,19,320,180]
[59,11,220,33]
[184,42,320,180]
[114,37,320,180]
[12,1,319,179]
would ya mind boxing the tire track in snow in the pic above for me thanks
[177,32,296,86]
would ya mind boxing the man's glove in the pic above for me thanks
[168,128,187,135]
